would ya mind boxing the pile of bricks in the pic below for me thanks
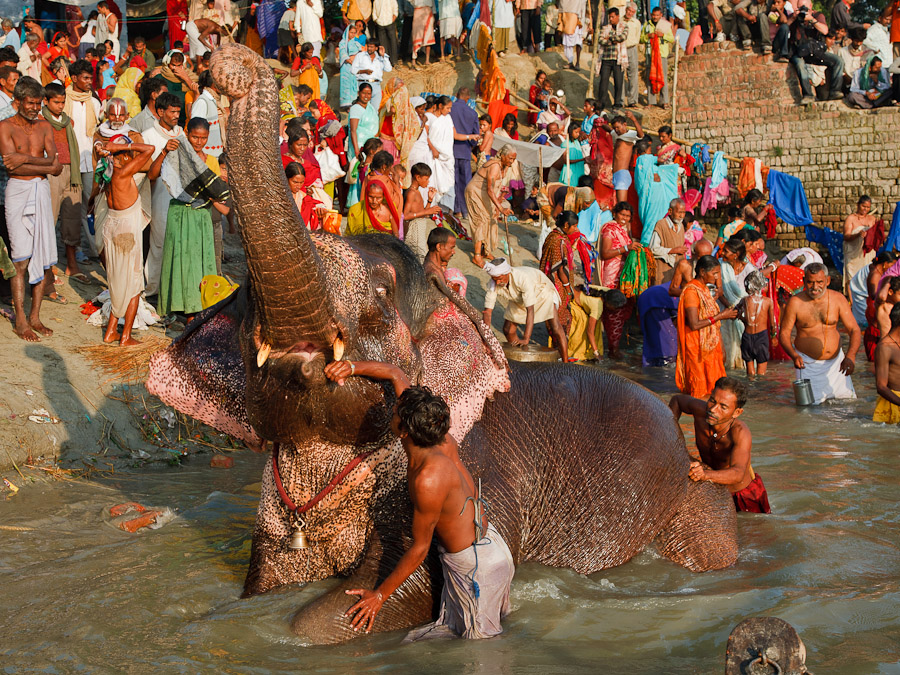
[674,42,899,250]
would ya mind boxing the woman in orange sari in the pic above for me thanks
[675,256,737,398]
[292,42,323,100]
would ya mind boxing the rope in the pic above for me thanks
[271,442,375,515]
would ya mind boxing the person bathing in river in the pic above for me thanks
[738,271,774,378]
[873,304,900,424]
[669,377,771,514]
[779,262,861,405]
[323,359,515,640]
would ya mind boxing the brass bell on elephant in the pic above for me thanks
[288,515,310,550]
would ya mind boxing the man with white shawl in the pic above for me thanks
[294,0,325,56]
[0,77,62,342]
[427,95,456,212]
[326,359,515,642]
[780,262,861,404]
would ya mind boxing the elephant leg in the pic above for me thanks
[654,479,739,572]
[290,528,443,644]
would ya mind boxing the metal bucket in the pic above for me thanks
[793,379,814,406]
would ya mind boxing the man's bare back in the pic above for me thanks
[741,294,774,334]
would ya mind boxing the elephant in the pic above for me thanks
[146,43,738,645]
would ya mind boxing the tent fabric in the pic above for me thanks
[489,134,566,167]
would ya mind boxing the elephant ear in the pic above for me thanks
[146,288,261,448]
[418,260,510,441]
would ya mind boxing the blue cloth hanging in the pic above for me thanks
[709,151,727,189]
[690,143,709,178]
[805,224,844,274]
[882,201,900,253]
[766,169,813,227]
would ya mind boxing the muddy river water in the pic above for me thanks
[1,359,898,673]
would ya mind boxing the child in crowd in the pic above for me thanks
[544,1,559,48]
[738,270,774,377]
[521,186,540,221]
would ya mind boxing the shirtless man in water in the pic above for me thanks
[779,262,861,404]
[602,110,643,203]
[668,238,713,297]
[0,77,62,342]
[669,377,771,513]
[324,360,514,640]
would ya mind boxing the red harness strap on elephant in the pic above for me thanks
[272,443,376,514]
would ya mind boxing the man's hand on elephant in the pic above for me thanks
[688,461,706,482]
[324,360,355,386]
[344,588,384,632]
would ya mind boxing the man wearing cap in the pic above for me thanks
[481,258,570,361]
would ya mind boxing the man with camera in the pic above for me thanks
[788,0,844,105]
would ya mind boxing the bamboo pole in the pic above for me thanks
[587,0,605,99]
[671,42,679,131]
[507,90,542,112]
[477,99,535,114]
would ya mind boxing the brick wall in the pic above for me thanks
[674,42,900,251]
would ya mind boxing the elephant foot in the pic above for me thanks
[290,531,443,645]
[655,479,738,572]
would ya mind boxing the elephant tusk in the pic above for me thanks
[257,342,271,367]
[333,337,344,362]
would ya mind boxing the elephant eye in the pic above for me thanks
[376,286,388,297]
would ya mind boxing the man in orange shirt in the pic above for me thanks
[675,255,738,398]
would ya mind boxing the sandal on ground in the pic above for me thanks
[68,272,93,284]
[46,293,68,305]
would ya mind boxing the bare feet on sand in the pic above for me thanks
[30,321,53,337]
[120,335,142,347]
[15,321,41,342]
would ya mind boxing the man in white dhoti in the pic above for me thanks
[97,138,155,346]
[142,92,183,298]
[780,262,862,404]
[559,0,591,71]
[323,359,515,641]
[427,96,457,212]
[0,77,62,342]
[482,257,570,361]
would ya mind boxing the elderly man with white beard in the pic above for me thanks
[649,198,688,284]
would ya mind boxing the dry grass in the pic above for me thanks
[74,334,172,386]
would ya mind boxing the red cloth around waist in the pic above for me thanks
[733,473,771,513]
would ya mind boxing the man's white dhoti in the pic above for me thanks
[404,524,514,642]
[6,178,56,285]
[103,199,150,317]
[796,349,857,404]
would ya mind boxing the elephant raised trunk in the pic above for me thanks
[209,44,341,357]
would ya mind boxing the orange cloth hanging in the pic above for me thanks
[737,157,770,199]
[649,33,665,95]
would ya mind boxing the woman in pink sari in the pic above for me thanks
[599,202,641,358]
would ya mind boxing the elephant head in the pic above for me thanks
[148,44,510,594]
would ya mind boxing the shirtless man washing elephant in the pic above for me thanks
[323,359,515,641]
[779,262,861,404]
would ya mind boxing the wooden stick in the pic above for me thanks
[477,99,534,114]
[507,90,541,113]
[671,43,679,130]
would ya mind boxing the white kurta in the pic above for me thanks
[142,123,182,297]
[294,0,325,47]
[484,266,561,324]
[492,0,515,29]
[428,112,455,211]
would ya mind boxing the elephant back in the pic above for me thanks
[459,362,694,573]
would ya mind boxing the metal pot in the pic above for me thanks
[793,379,814,406]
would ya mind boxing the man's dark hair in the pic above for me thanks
[724,236,746,260]
[888,276,900,293]
[371,149,394,172]
[411,162,432,178]
[478,113,491,123]
[0,46,18,65]
[13,76,43,102]
[848,26,867,42]
[49,56,68,73]
[427,227,454,252]
[156,92,182,112]
[695,254,720,275]
[804,261,827,278]
[577,174,593,188]
[456,86,471,98]
[634,137,652,155]
[186,116,210,133]
[169,50,185,65]
[608,6,619,15]
[0,65,18,81]
[140,77,166,107]
[891,303,900,330]
[44,82,66,99]
[396,386,451,447]
[69,59,94,79]
[610,115,627,126]
[602,288,627,308]
[133,35,146,45]
[714,376,748,408]
[613,200,632,214]
[98,1,109,8]
[296,84,313,97]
